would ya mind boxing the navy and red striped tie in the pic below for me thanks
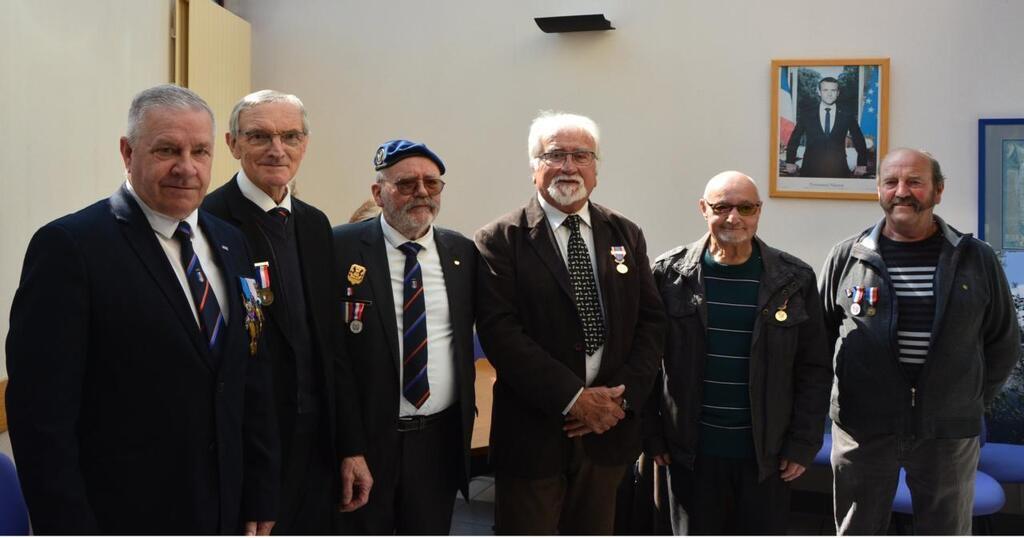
[174,222,226,356]
[399,241,429,408]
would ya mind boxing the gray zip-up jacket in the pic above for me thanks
[819,216,1021,438]
[645,234,832,481]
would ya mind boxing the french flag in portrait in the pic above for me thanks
[779,67,797,147]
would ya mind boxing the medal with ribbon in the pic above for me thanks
[239,276,264,356]
[850,286,865,316]
[253,261,274,305]
[610,246,628,274]
[866,287,879,316]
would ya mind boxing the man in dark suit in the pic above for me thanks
[784,76,869,178]
[333,140,476,534]
[202,90,372,534]
[5,84,278,534]
[475,112,666,534]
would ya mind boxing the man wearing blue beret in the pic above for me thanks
[333,140,478,533]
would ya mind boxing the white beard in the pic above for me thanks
[546,175,588,207]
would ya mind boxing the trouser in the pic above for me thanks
[494,438,628,535]
[337,406,464,535]
[273,412,334,535]
[666,454,790,535]
[831,422,980,535]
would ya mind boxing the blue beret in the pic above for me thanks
[373,139,446,175]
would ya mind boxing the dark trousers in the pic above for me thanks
[273,412,335,535]
[667,454,790,535]
[832,422,979,535]
[338,407,463,535]
[494,438,628,535]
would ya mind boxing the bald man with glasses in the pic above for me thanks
[644,171,831,534]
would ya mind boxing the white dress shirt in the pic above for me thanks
[380,216,456,416]
[125,180,230,325]
[819,102,835,134]
[537,194,606,412]
[236,169,293,213]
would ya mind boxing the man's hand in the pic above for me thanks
[244,521,275,536]
[853,165,867,177]
[564,385,626,437]
[339,455,373,512]
[784,163,799,175]
[779,459,806,482]
[652,453,672,466]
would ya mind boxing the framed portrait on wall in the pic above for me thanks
[769,58,889,200]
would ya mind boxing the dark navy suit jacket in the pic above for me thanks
[6,184,279,534]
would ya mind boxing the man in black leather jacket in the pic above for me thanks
[645,171,831,534]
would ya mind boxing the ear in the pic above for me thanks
[698,198,709,220]
[371,182,384,207]
[119,137,133,173]
[226,132,242,159]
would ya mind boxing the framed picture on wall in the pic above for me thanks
[978,118,1024,444]
[769,58,889,200]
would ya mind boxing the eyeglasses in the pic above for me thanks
[537,150,597,166]
[703,199,762,216]
[243,130,307,148]
[384,177,446,195]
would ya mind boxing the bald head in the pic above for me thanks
[879,148,945,188]
[699,171,762,248]
[703,171,760,200]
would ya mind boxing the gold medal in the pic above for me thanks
[348,264,367,285]
[866,306,876,316]
[775,310,788,322]
[616,263,629,274]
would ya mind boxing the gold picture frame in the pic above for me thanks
[769,58,890,200]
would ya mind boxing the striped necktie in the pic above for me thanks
[268,207,290,225]
[174,222,226,356]
[399,241,429,408]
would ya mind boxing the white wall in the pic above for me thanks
[0,1,171,389]
[226,0,1024,272]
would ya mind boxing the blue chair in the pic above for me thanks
[0,453,29,535]
[978,441,1024,484]
[891,467,1004,534]
[813,432,831,466]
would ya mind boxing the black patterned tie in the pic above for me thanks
[564,214,605,355]
[824,107,832,135]
[174,222,226,356]
[399,242,430,408]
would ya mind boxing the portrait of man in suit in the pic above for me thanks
[332,140,477,534]
[475,111,666,534]
[784,76,869,178]
[202,90,372,534]
[5,84,279,534]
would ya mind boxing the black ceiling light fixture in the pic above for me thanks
[534,14,615,33]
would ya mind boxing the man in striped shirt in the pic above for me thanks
[647,171,831,534]
[820,148,1021,534]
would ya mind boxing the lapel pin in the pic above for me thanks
[221,245,229,251]
[454,259,461,266]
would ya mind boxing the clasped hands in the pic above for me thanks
[563,384,626,438]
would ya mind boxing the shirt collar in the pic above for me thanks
[379,214,436,252]
[124,180,198,240]
[236,168,293,213]
[537,192,591,231]
[820,102,835,112]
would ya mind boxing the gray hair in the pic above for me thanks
[126,84,215,144]
[527,111,601,169]
[229,89,309,138]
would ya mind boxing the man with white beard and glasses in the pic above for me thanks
[820,148,1019,534]
[475,111,666,534]
[644,171,830,534]
[332,140,477,534]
